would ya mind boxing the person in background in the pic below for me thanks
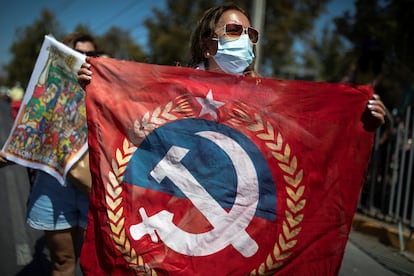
[62,32,101,57]
[1,32,100,276]
[28,32,99,276]
[9,83,24,120]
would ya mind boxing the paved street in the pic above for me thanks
[1,97,413,275]
[341,230,414,276]
[341,240,397,276]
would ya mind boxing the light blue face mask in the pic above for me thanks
[213,34,255,75]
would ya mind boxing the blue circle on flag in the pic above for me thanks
[123,118,276,221]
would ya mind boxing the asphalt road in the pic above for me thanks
[343,230,414,276]
[341,239,397,276]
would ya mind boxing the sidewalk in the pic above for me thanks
[352,213,414,255]
[350,213,414,275]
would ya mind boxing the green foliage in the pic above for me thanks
[4,10,64,88]
[334,0,414,109]
[301,24,352,82]
[96,27,146,62]
[144,0,224,66]
[260,0,329,76]
[3,1,330,88]
[144,0,328,75]
[3,9,146,90]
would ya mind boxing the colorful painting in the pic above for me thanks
[1,35,87,185]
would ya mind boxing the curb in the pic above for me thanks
[352,213,414,254]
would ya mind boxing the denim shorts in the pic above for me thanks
[26,170,89,231]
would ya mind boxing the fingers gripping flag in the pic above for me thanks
[81,58,374,275]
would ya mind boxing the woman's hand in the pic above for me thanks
[0,152,12,168]
[77,58,93,88]
[363,94,386,131]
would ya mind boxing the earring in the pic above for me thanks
[204,52,210,58]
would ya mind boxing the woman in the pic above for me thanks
[189,3,258,77]
[190,3,385,126]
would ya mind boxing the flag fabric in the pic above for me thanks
[81,57,374,275]
[1,35,87,184]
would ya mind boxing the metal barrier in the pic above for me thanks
[359,105,414,251]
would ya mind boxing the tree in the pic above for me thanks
[301,24,351,82]
[4,10,64,88]
[64,24,146,62]
[260,0,329,76]
[144,0,222,66]
[3,10,146,89]
[334,0,414,109]
[97,27,146,62]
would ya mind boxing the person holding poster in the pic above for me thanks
[76,3,386,275]
[1,32,99,276]
[28,33,99,276]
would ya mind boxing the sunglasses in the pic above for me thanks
[215,23,259,43]
[75,50,101,57]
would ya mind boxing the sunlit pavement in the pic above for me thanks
[341,228,414,276]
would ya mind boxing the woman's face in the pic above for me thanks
[206,9,252,74]
[74,41,96,55]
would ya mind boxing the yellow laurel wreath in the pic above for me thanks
[106,95,192,274]
[228,105,305,275]
[106,139,151,273]
[105,96,305,275]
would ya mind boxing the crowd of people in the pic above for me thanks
[1,3,386,275]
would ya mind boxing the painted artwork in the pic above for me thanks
[2,35,87,185]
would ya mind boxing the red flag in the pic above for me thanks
[81,57,374,275]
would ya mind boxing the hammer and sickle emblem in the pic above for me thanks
[130,131,259,257]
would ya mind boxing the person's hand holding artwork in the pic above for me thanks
[0,152,13,168]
